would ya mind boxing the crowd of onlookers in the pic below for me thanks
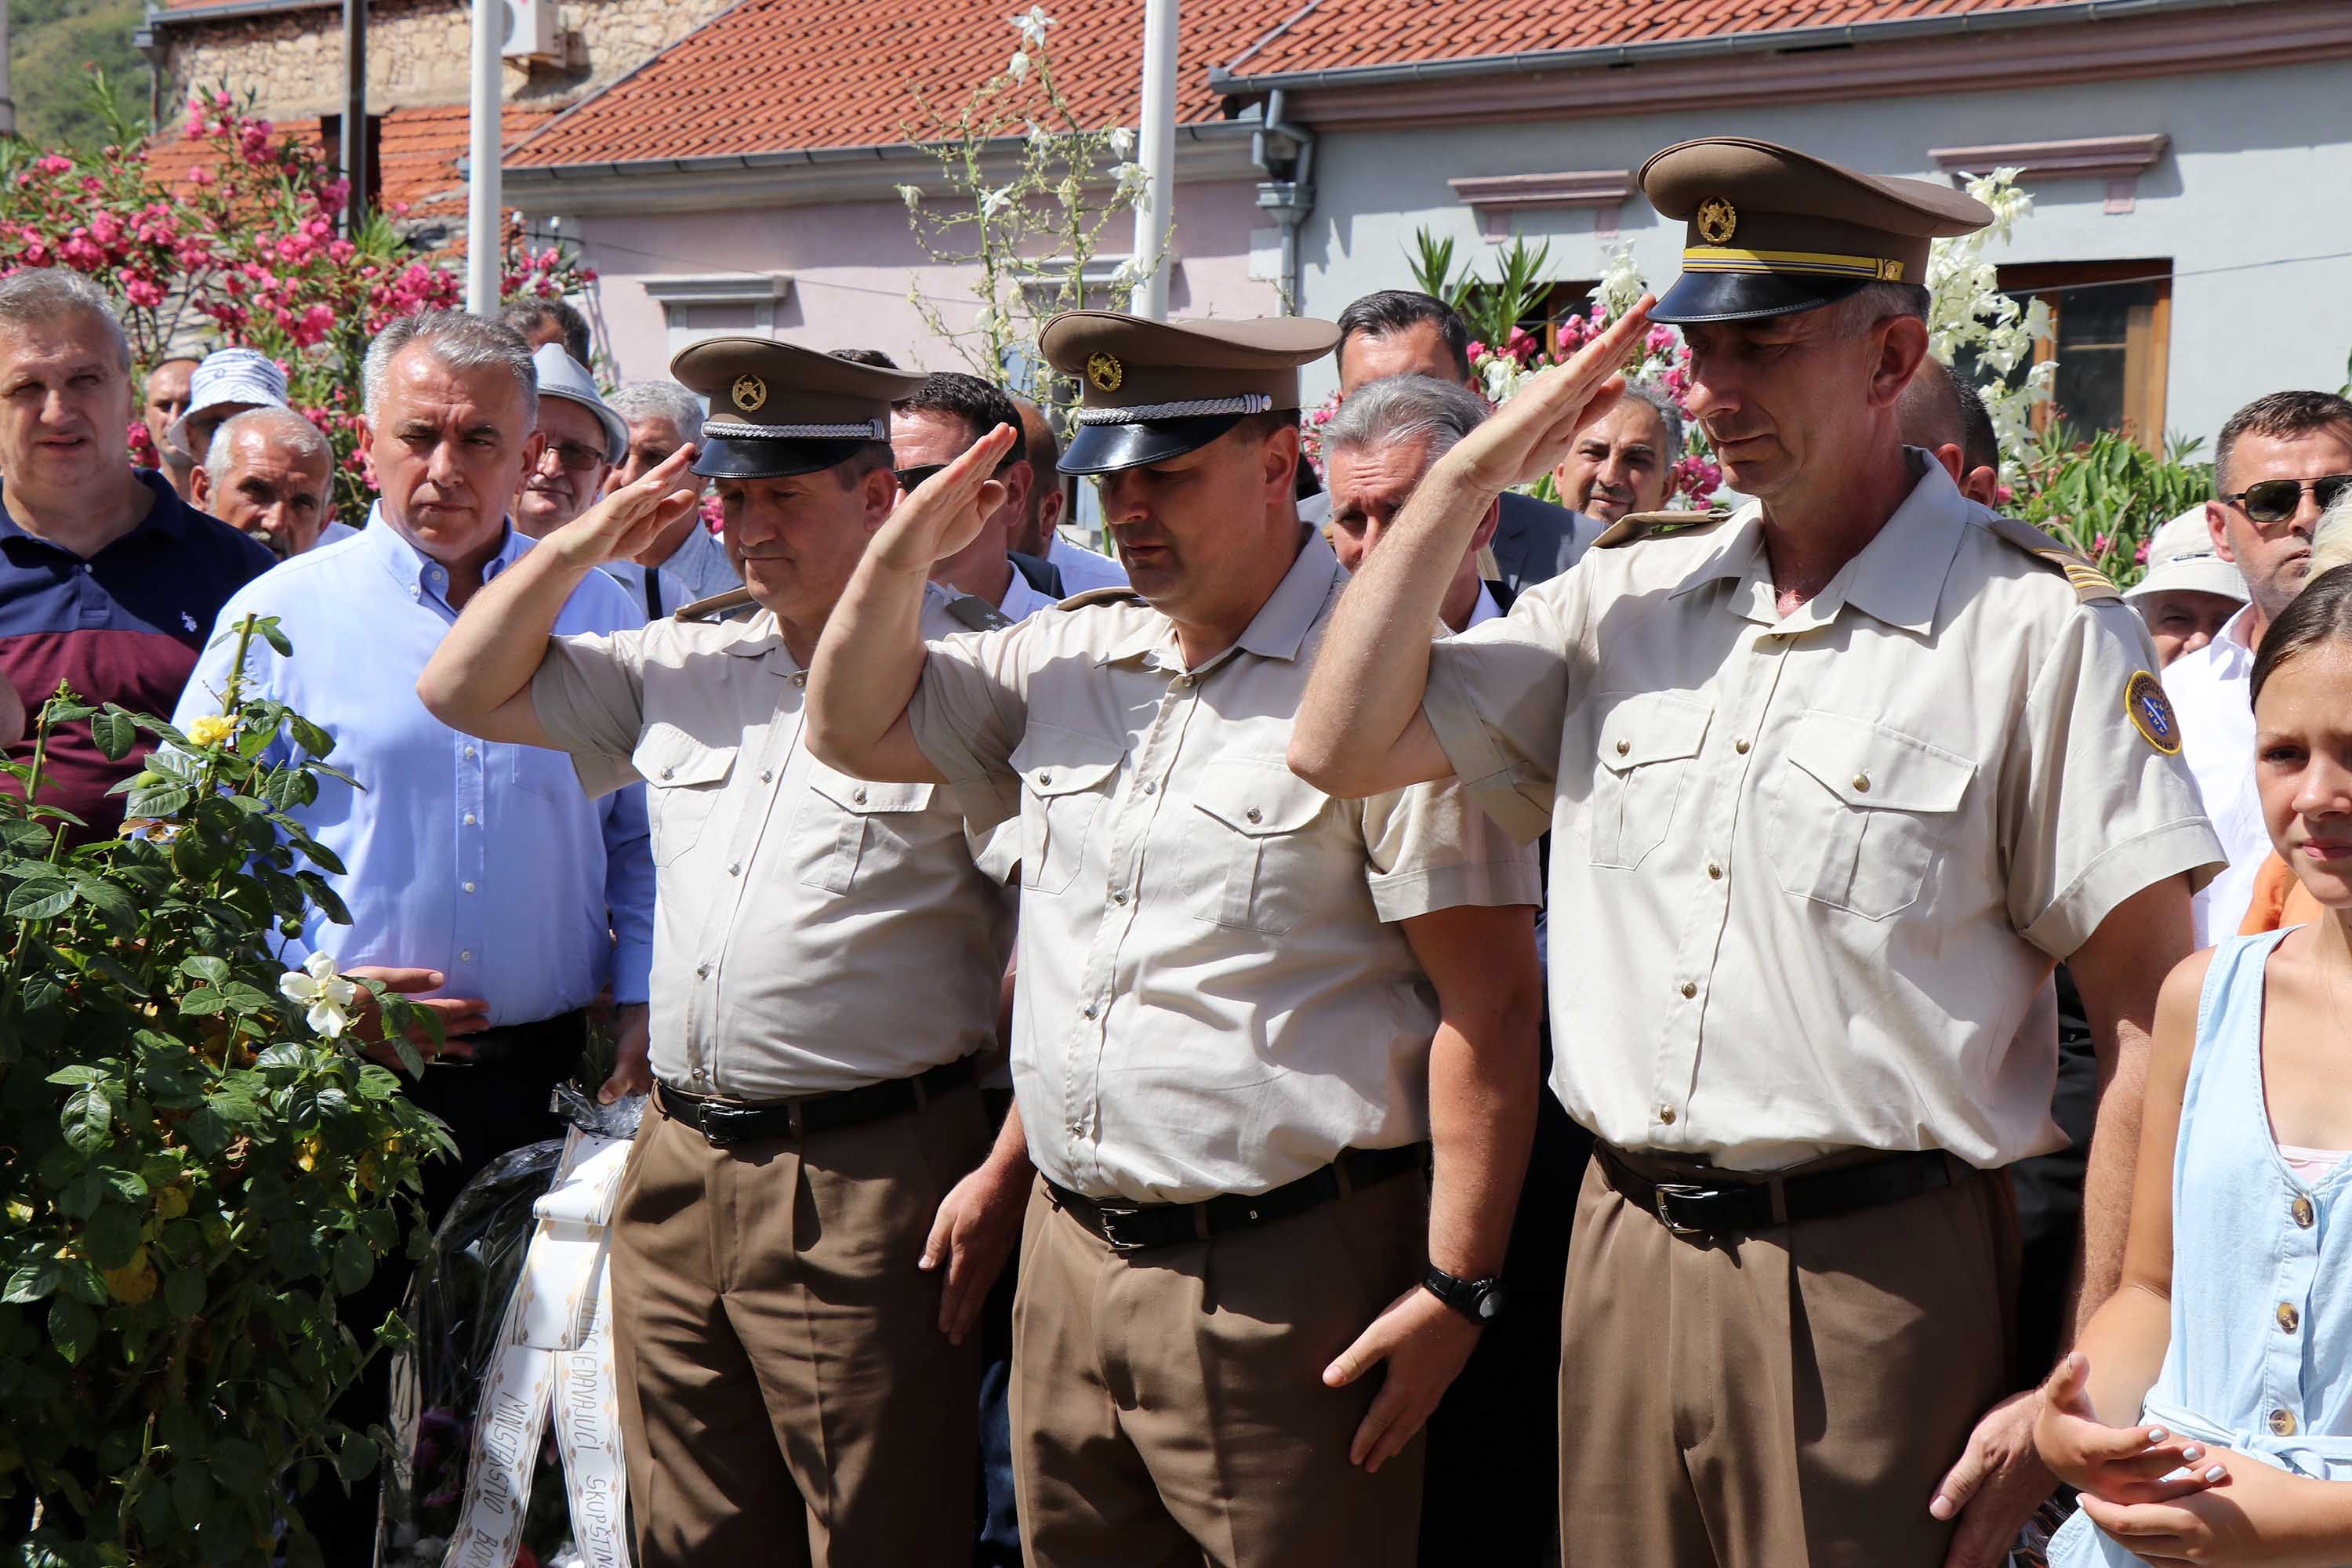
[2,257,2349,1564]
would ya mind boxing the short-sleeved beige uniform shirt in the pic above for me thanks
[1423,458,2222,1172]
[908,529,1540,1205]
[530,587,1016,1100]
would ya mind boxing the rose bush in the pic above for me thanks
[0,73,593,524]
[0,617,449,1566]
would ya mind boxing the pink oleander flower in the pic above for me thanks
[2092,532,2112,557]
[123,277,164,308]
[1645,325,1677,357]
[34,154,72,177]
[2135,537,2151,564]
[188,165,216,187]
[1504,325,1539,365]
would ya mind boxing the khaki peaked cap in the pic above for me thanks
[1040,310,1341,475]
[670,336,926,480]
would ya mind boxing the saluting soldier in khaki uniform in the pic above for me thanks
[1290,140,2224,1567]
[418,341,1032,1567]
[803,313,1544,1568]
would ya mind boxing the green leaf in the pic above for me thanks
[84,1201,142,1269]
[163,1268,205,1320]
[88,708,137,762]
[47,1296,95,1364]
[2,1261,60,1304]
[160,1401,207,1460]
[5,878,75,920]
[178,956,231,985]
[57,1167,106,1220]
[124,782,194,821]
[253,617,293,657]
[60,1087,113,1155]
[44,1065,107,1087]
[286,716,333,759]
[176,988,226,1017]
[103,1167,148,1203]
[333,1431,379,1485]
[331,1232,372,1294]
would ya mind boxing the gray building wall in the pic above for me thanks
[1290,58,2352,452]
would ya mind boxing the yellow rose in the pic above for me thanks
[103,1248,158,1305]
[185,714,236,749]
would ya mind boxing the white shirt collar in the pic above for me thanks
[1465,582,1503,630]
[996,566,1060,623]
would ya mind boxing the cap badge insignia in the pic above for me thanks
[1696,198,1737,245]
[732,376,768,414]
[2125,670,2181,755]
[1086,351,1123,394]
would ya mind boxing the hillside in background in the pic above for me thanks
[11,0,147,150]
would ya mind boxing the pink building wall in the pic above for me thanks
[561,178,1279,385]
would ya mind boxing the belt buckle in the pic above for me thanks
[1091,1201,1151,1254]
[1652,1181,1715,1236]
[699,1102,772,1149]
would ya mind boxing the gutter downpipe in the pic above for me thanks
[1252,89,1316,315]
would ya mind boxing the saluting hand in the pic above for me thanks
[550,443,705,572]
[1445,295,1657,495]
[1324,1282,1483,1474]
[869,423,1018,573]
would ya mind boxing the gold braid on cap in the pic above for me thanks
[1073,393,1273,425]
[702,417,889,440]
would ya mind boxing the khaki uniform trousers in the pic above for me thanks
[610,1079,992,1567]
[1011,1168,1428,1568]
[1559,1151,2019,1568]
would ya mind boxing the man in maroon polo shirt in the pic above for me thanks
[0,270,272,838]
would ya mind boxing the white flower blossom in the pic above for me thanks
[1006,50,1031,82]
[979,184,1016,220]
[1054,175,1080,211]
[1112,161,1149,201]
[896,183,923,209]
[279,952,359,1040]
[972,304,1000,336]
[1107,257,1144,289]
[1594,241,1648,321]
[1106,126,1135,158]
[1011,6,1054,47]
[1026,121,1053,150]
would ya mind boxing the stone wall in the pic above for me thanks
[157,0,735,122]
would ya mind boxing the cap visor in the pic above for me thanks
[1648,270,1871,325]
[1059,413,1249,477]
[691,435,871,481]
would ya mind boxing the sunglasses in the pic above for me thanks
[2219,474,2352,526]
[894,455,1021,492]
[543,439,608,474]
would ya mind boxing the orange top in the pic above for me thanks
[2238,852,2326,935]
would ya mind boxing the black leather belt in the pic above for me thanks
[1597,1142,1966,1239]
[655,1058,973,1148]
[1046,1143,1427,1254]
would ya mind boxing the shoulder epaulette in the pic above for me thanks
[1054,585,1148,611]
[946,593,1014,633]
[1985,514,2122,604]
[1593,508,1732,550]
[673,586,757,622]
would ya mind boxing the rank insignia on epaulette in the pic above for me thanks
[946,594,1014,633]
[674,586,757,622]
[1594,507,1733,550]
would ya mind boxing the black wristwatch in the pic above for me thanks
[1422,1265,1505,1325]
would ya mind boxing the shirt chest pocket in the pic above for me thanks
[790,768,936,895]
[1181,760,1331,935]
[1011,727,1123,895]
[633,724,737,869]
[1587,693,1711,870]
[1765,712,1975,921]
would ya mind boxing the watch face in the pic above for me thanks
[1475,1286,1502,1321]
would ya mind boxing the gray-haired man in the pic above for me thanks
[607,380,739,604]
[1323,375,1508,633]
[191,405,350,557]
[1320,370,1588,1562]
[1552,379,1682,526]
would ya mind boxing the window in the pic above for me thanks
[1994,261,2172,445]
[638,274,794,359]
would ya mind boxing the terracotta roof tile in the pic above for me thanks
[1214,0,2064,78]
[506,0,1276,168]
[146,103,558,222]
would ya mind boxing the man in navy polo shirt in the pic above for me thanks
[0,270,271,840]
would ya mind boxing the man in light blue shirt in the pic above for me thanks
[608,379,742,609]
[176,312,652,1190]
